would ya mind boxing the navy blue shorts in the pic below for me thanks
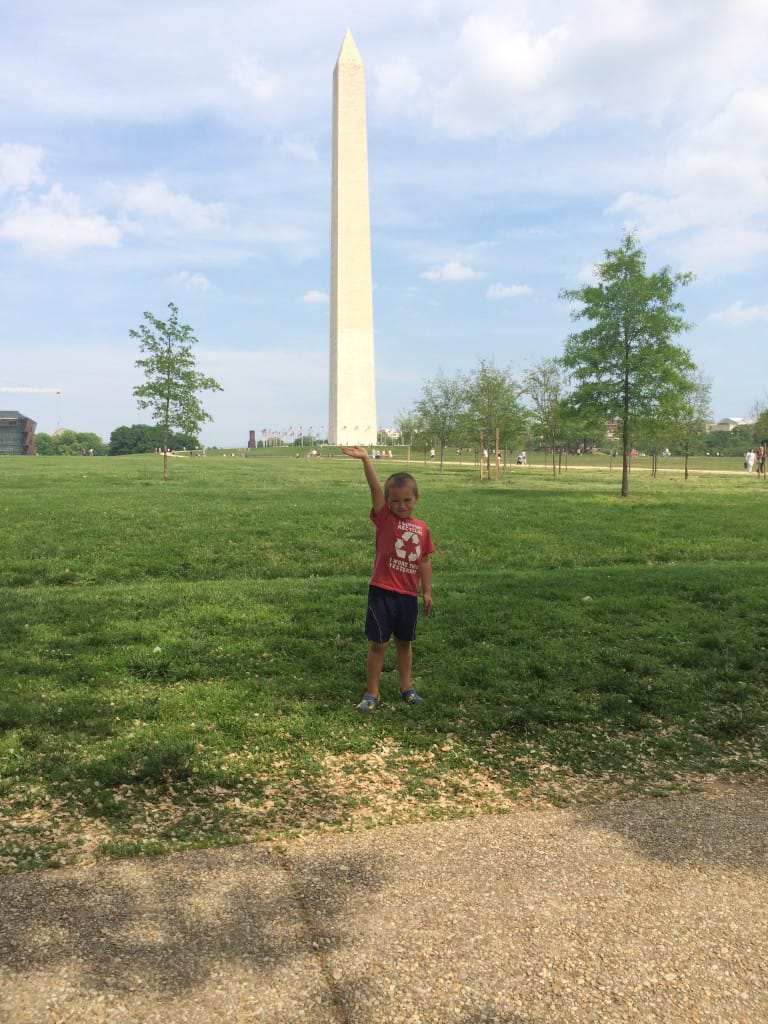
[365,585,418,643]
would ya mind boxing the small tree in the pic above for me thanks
[749,401,768,451]
[415,371,465,469]
[560,231,695,498]
[523,358,570,477]
[463,359,527,478]
[672,372,713,479]
[131,303,222,479]
[393,410,422,450]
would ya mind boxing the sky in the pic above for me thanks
[1,0,766,446]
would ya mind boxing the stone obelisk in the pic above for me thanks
[328,29,377,447]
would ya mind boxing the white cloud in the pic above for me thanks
[606,86,768,274]
[422,2,768,140]
[119,181,226,233]
[301,289,328,304]
[486,282,532,299]
[709,301,768,326]
[433,15,570,137]
[170,270,211,292]
[229,53,283,105]
[422,260,482,281]
[0,184,120,255]
[374,59,426,115]
[279,138,318,162]
[0,143,45,193]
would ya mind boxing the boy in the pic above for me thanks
[342,446,435,713]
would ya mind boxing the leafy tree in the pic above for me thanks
[109,424,156,455]
[35,431,106,455]
[560,231,695,497]
[558,405,607,457]
[52,429,83,455]
[523,358,570,477]
[750,402,768,446]
[109,423,201,456]
[703,426,753,458]
[415,372,465,468]
[76,432,108,456]
[462,359,527,476]
[670,371,713,479]
[34,432,56,455]
[131,303,222,479]
[393,410,423,449]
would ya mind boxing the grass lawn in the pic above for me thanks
[1,452,766,872]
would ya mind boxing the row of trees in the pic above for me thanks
[33,236,766,493]
[34,425,202,456]
[35,430,108,456]
[399,232,726,496]
[109,423,201,456]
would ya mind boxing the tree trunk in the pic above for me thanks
[621,368,631,497]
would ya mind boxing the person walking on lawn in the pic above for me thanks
[342,446,435,713]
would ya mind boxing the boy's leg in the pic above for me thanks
[394,637,413,692]
[366,641,388,699]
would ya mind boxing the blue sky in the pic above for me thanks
[1,0,766,445]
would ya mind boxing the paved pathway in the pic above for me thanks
[1,784,766,1023]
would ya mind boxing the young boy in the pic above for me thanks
[342,446,435,713]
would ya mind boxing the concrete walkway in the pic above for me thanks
[1,784,766,1023]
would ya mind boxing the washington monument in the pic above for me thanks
[328,29,377,447]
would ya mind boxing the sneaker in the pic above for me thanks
[400,688,423,706]
[356,694,379,714]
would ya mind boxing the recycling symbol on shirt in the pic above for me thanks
[395,530,421,563]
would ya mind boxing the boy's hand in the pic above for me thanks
[342,445,385,511]
[423,593,434,617]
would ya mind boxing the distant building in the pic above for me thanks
[605,418,621,439]
[0,410,37,455]
[709,417,752,433]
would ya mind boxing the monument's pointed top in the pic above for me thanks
[336,28,363,67]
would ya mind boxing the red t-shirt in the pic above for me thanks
[369,504,435,596]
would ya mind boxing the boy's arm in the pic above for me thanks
[420,556,433,616]
[341,446,385,512]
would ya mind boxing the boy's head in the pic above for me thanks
[384,472,419,519]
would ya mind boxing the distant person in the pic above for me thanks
[341,446,435,714]
[745,449,756,474]
[757,445,766,477]
[429,448,436,460]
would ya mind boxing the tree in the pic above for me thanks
[462,359,527,477]
[560,231,695,497]
[34,432,56,455]
[108,423,199,456]
[393,410,423,450]
[35,430,107,455]
[671,371,713,479]
[703,425,753,458]
[749,400,768,448]
[109,424,156,456]
[523,358,570,477]
[131,303,222,479]
[415,372,465,468]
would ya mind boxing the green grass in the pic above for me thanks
[1,453,766,872]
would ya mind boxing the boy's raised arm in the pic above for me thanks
[341,446,385,512]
